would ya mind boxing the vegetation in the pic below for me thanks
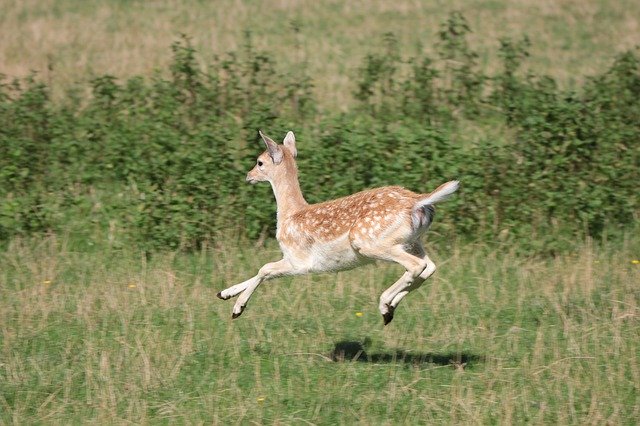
[1,16,638,252]
[1,235,639,423]
[2,0,640,107]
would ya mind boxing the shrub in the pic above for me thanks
[0,14,637,253]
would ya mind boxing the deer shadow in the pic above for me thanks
[329,340,483,368]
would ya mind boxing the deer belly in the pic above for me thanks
[292,234,369,273]
[310,244,368,272]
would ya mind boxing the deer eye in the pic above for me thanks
[257,160,264,167]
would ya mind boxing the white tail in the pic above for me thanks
[416,180,460,207]
[217,130,459,325]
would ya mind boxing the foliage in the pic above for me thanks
[0,14,638,253]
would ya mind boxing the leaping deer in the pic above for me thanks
[217,130,459,325]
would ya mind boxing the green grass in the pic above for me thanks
[2,234,639,423]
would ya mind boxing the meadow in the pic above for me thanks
[1,234,639,423]
[2,0,639,108]
[1,0,640,423]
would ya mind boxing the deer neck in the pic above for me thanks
[270,166,307,222]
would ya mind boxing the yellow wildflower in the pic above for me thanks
[632,260,640,265]
[355,312,363,317]
[128,283,137,288]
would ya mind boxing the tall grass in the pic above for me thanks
[2,233,639,423]
[1,0,639,108]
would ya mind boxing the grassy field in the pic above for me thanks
[1,0,639,108]
[2,233,639,423]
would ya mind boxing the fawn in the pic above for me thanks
[217,130,459,324]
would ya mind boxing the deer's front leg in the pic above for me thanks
[218,259,298,319]
[217,277,254,301]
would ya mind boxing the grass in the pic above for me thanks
[2,233,639,423]
[1,0,639,109]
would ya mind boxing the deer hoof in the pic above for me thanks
[231,306,245,319]
[382,305,395,325]
[217,291,229,300]
[382,312,394,325]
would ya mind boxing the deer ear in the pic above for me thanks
[283,131,297,158]
[259,130,283,164]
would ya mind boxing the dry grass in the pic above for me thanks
[1,0,638,108]
[1,233,639,423]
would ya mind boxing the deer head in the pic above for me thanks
[246,130,298,184]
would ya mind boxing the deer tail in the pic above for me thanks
[416,180,460,207]
[411,180,459,230]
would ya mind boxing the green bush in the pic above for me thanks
[0,15,637,253]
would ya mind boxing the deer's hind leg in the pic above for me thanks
[355,242,432,325]
[378,271,414,325]
[365,242,435,325]
[386,243,436,314]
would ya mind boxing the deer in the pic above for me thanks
[217,130,459,325]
